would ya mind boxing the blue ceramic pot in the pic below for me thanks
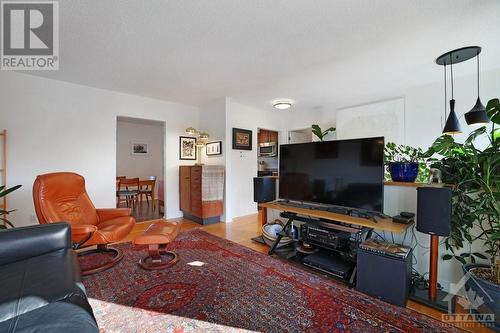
[389,162,419,182]
[463,264,500,331]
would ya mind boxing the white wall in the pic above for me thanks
[224,98,287,221]
[199,98,226,166]
[221,101,329,222]
[0,71,199,226]
[116,118,164,197]
[336,98,405,143]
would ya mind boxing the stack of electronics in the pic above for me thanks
[300,224,355,281]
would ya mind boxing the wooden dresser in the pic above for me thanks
[179,165,224,224]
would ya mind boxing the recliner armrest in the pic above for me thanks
[72,224,98,246]
[96,208,131,221]
[0,223,71,266]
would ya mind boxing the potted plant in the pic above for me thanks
[426,98,499,328]
[312,124,336,141]
[0,184,22,229]
[384,142,428,182]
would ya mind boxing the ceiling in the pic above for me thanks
[28,0,500,111]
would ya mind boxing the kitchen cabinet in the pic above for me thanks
[258,129,278,144]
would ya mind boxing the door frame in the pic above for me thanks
[287,126,312,144]
[116,116,167,219]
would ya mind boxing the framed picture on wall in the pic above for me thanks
[179,136,197,160]
[232,128,252,150]
[131,142,149,156]
[206,141,222,156]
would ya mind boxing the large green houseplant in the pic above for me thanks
[425,98,499,279]
[0,184,22,229]
[425,98,499,328]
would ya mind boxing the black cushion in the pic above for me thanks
[0,223,71,266]
[0,224,97,332]
[0,302,98,333]
[0,249,92,322]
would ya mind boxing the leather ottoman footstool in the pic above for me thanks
[133,221,180,270]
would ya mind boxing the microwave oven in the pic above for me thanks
[259,142,277,156]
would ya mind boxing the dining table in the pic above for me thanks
[116,178,156,210]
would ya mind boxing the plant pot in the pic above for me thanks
[389,162,419,182]
[463,263,500,331]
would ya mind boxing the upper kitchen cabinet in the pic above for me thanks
[258,129,278,144]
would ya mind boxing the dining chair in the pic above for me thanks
[158,179,164,215]
[116,176,125,192]
[138,176,157,211]
[116,178,140,209]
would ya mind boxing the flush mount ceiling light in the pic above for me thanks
[273,100,293,110]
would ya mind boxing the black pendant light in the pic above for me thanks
[464,51,490,126]
[436,46,483,135]
[442,56,461,134]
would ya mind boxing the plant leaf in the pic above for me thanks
[486,98,500,124]
[0,184,22,198]
[442,254,453,260]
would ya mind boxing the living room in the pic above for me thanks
[0,1,499,332]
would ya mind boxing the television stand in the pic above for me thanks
[260,201,413,286]
[274,200,388,222]
[259,201,407,232]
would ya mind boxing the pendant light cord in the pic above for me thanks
[444,63,447,122]
[477,52,480,97]
[450,56,454,99]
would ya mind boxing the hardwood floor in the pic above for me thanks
[118,199,163,222]
[121,214,494,333]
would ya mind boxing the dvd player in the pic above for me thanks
[302,251,354,280]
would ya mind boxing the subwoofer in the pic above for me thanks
[416,187,452,236]
[357,245,412,306]
[253,177,276,203]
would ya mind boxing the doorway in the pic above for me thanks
[116,116,165,222]
[288,127,312,144]
[257,128,279,177]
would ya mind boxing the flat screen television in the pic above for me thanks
[279,137,384,212]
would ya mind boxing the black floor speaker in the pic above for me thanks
[356,247,413,307]
[253,177,276,203]
[416,187,452,237]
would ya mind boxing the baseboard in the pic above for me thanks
[231,212,258,223]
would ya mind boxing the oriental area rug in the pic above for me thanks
[81,229,463,333]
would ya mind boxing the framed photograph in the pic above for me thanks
[131,142,148,156]
[206,141,222,156]
[179,136,197,160]
[232,128,252,150]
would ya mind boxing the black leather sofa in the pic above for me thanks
[0,223,98,333]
